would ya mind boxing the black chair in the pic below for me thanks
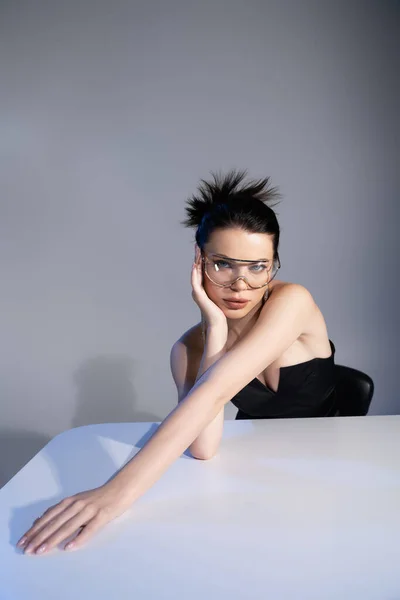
[334,364,374,416]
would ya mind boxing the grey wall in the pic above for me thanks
[1,0,399,487]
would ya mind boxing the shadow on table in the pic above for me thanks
[6,422,149,553]
[9,423,193,554]
[7,352,161,552]
[6,418,254,554]
[7,351,193,554]
[8,420,193,554]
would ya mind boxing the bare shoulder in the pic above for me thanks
[263,279,331,359]
[267,279,316,310]
[171,322,203,354]
[169,322,203,397]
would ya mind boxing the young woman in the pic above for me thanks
[17,170,337,555]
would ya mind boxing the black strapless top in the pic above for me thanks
[231,340,337,420]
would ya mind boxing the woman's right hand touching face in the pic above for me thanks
[192,244,227,330]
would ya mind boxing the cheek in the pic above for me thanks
[203,278,223,302]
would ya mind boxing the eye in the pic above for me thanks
[214,260,232,270]
[250,264,267,272]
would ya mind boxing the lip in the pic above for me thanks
[224,298,249,303]
[223,298,250,309]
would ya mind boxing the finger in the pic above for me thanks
[20,499,75,548]
[17,497,75,547]
[64,514,105,551]
[195,259,204,283]
[191,260,201,284]
[191,262,202,293]
[198,258,203,280]
[23,500,85,554]
[34,506,97,554]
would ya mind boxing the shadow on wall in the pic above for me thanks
[1,354,162,488]
[72,354,161,428]
[0,430,52,489]
[6,358,186,543]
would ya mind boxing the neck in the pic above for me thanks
[226,297,264,345]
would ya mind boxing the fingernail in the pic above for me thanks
[24,545,34,554]
[17,536,27,547]
[36,544,47,554]
[65,542,74,550]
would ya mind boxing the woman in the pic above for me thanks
[17,170,337,555]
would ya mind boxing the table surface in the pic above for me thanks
[1,416,400,600]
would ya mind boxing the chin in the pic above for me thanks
[224,311,247,318]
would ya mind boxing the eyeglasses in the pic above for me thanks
[201,251,281,289]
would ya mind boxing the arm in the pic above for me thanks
[109,284,316,501]
[18,283,315,554]
[170,325,228,460]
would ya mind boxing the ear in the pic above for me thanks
[194,243,202,262]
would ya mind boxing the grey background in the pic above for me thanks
[1,0,399,487]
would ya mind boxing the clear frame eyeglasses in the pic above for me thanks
[201,251,281,289]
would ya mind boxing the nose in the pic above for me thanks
[229,277,249,291]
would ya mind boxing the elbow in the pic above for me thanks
[190,449,217,461]
[189,443,219,461]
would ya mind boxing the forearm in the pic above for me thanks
[195,324,228,383]
[108,373,224,503]
[188,325,227,456]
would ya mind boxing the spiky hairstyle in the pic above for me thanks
[182,169,282,259]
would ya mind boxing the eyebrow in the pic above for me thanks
[210,252,270,263]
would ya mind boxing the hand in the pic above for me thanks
[192,244,227,329]
[16,483,132,555]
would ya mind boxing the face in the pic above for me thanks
[202,227,276,317]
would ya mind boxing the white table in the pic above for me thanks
[1,416,400,599]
